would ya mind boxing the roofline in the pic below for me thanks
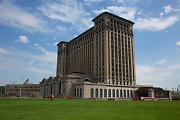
[92,11,135,25]
[57,12,135,46]
[57,41,68,46]
[57,27,94,46]
[69,27,94,43]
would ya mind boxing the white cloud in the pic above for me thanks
[34,43,40,47]
[161,5,180,18]
[0,47,56,73]
[16,36,30,44]
[117,0,140,4]
[84,0,102,2]
[34,46,56,62]
[167,64,180,70]
[53,37,57,40]
[25,67,53,74]
[159,12,164,18]
[0,0,47,33]
[117,0,124,3]
[164,5,172,13]
[54,42,59,46]
[156,59,166,64]
[134,15,179,31]
[176,41,180,46]
[38,0,92,30]
[136,64,180,89]
[136,65,172,88]
[93,6,137,21]
[29,60,34,65]
[55,26,67,32]
[136,65,171,82]
[0,48,12,55]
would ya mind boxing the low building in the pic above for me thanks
[135,86,172,100]
[40,72,137,100]
[5,84,40,97]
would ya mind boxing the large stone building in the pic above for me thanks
[40,12,137,99]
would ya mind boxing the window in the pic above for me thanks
[90,88,94,98]
[112,80,114,85]
[124,90,126,98]
[120,89,122,97]
[104,89,107,97]
[80,88,82,97]
[108,89,111,98]
[127,90,129,98]
[131,90,133,98]
[95,88,98,98]
[74,89,76,97]
[77,89,79,97]
[116,89,119,97]
[100,89,103,97]
[113,89,115,97]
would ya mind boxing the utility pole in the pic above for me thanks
[20,77,23,98]
[51,80,52,101]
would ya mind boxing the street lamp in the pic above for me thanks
[51,80,52,101]
[20,77,23,98]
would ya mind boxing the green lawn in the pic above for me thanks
[0,98,179,120]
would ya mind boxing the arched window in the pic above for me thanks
[84,79,90,82]
[90,88,94,98]
[100,89,103,97]
[104,89,107,97]
[74,89,76,97]
[124,90,126,98]
[116,89,119,98]
[77,88,79,97]
[120,89,122,97]
[127,90,129,98]
[95,88,98,98]
[113,89,115,97]
[80,88,82,97]
[109,89,111,98]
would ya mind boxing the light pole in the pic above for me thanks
[51,80,52,101]
[20,77,23,98]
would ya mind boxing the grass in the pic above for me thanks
[0,98,180,120]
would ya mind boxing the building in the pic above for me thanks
[135,86,172,100]
[5,84,40,97]
[57,12,136,86]
[40,12,137,99]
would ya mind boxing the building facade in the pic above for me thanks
[57,12,136,85]
[40,12,137,99]
[5,84,40,97]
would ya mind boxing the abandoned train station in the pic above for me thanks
[40,12,171,100]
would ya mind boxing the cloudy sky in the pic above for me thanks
[0,0,180,90]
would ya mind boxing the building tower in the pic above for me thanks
[57,12,136,86]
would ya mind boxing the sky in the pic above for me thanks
[0,0,180,90]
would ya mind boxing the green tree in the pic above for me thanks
[0,86,5,95]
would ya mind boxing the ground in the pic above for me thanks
[0,98,179,120]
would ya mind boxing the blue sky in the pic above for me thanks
[0,0,180,90]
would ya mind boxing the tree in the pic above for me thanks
[0,86,5,95]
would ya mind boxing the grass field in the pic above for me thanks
[0,98,179,120]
